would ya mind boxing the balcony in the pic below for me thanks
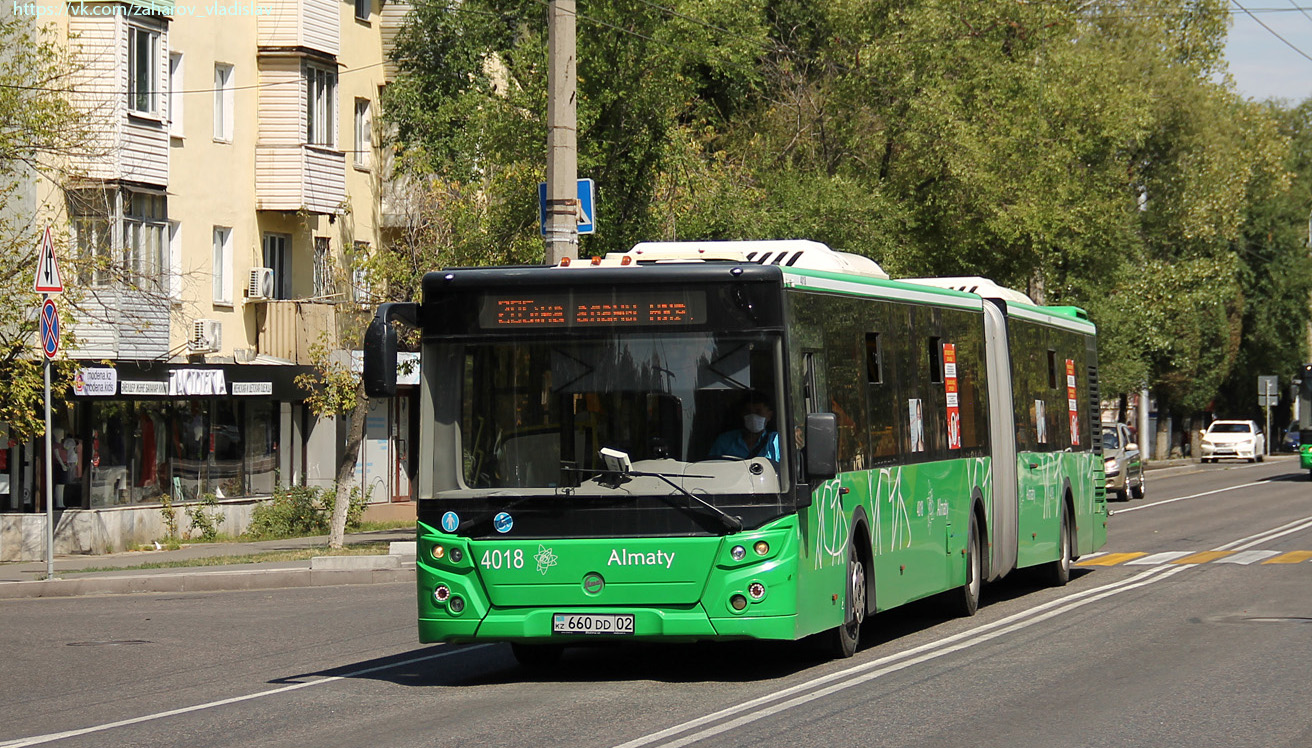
[256,300,339,365]
[255,145,346,215]
[68,289,171,361]
[257,0,340,56]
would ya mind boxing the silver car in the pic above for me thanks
[1102,422,1144,500]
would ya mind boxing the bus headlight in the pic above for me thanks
[448,596,466,614]
[747,581,766,600]
[433,584,451,604]
[730,545,746,561]
[432,545,446,561]
[753,541,770,556]
[729,594,748,611]
[450,547,464,563]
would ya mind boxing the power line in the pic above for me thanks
[1231,0,1312,64]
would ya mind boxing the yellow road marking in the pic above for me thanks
[1170,551,1235,564]
[1262,551,1312,564]
[1076,552,1146,566]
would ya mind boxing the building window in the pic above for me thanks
[306,65,337,148]
[70,188,169,290]
[313,237,331,297]
[123,191,167,291]
[168,221,182,300]
[213,226,233,305]
[168,53,184,137]
[213,63,234,142]
[351,241,370,303]
[354,0,369,22]
[262,233,290,300]
[353,98,371,168]
[128,26,160,115]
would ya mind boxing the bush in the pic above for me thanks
[245,483,369,540]
[186,493,225,542]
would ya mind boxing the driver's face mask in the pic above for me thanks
[743,414,768,434]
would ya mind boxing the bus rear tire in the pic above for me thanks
[952,515,981,617]
[824,541,865,659]
[1046,508,1072,587]
[511,643,564,669]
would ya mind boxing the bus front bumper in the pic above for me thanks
[420,607,798,644]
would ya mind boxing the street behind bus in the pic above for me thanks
[3,458,1309,748]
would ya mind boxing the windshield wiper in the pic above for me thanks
[593,448,743,534]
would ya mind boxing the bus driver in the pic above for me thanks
[709,391,781,462]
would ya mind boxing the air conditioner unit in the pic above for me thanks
[247,267,275,301]
[190,319,222,353]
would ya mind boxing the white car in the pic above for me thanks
[1200,420,1265,463]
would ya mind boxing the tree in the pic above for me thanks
[0,19,96,441]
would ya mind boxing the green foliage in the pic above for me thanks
[158,494,180,542]
[245,483,368,541]
[186,493,225,542]
[0,20,95,441]
[384,0,1305,425]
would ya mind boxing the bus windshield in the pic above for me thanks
[452,331,786,497]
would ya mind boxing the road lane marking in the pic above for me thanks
[1124,552,1192,565]
[1263,551,1312,564]
[612,566,1187,748]
[1110,481,1266,515]
[1213,550,1279,564]
[1219,516,1312,552]
[0,645,491,748]
[1075,552,1146,566]
[1170,551,1235,564]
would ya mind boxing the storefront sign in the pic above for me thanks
[73,368,117,396]
[121,380,169,396]
[169,369,227,396]
[231,381,273,396]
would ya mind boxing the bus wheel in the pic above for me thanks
[1046,508,1072,587]
[511,643,564,669]
[953,516,981,617]
[825,541,865,658]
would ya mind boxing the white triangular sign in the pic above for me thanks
[34,226,64,294]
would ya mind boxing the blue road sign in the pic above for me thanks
[539,178,596,235]
[40,298,59,359]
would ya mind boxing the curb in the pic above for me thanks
[0,560,415,600]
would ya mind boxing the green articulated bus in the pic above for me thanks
[362,240,1107,664]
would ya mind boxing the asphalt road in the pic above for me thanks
[2,457,1309,748]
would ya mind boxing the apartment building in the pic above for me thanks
[0,0,417,558]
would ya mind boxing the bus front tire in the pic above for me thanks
[824,541,865,659]
[953,516,981,617]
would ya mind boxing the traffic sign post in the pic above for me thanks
[39,298,59,359]
[34,226,64,295]
[1258,375,1277,457]
[34,226,63,579]
[539,178,596,236]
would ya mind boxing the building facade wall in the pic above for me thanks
[0,1,416,553]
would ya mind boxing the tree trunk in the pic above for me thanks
[329,384,369,549]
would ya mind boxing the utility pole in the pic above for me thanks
[544,0,579,265]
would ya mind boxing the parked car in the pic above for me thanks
[1281,423,1300,453]
[1101,422,1145,500]
[1199,420,1265,463]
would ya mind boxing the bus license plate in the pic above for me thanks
[552,613,635,635]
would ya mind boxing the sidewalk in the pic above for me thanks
[0,528,416,600]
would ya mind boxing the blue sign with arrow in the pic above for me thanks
[539,178,596,235]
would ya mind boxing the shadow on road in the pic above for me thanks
[269,568,1092,688]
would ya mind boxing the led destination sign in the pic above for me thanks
[480,290,707,328]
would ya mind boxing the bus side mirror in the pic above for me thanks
[363,302,419,398]
[805,412,839,479]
